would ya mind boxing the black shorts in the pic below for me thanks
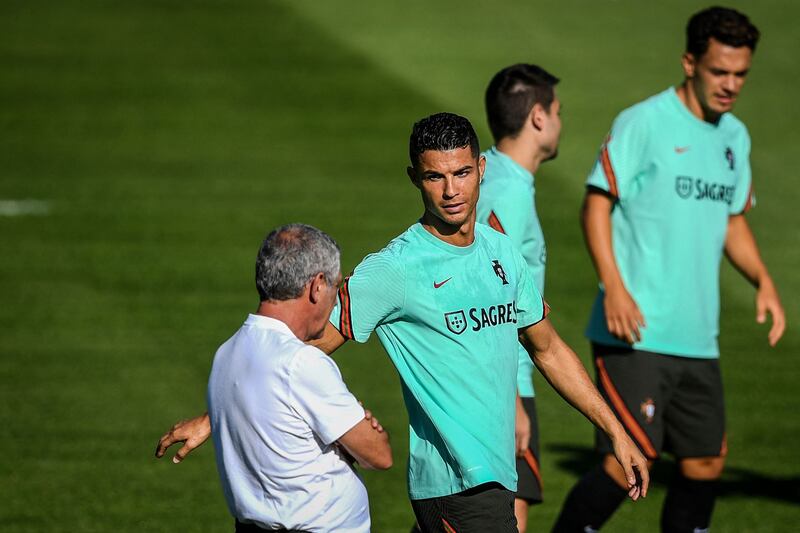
[411,482,517,533]
[515,396,543,504]
[593,344,726,460]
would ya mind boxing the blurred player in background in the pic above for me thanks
[476,63,561,532]
[158,113,648,532]
[553,7,785,532]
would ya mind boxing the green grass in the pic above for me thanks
[1,1,797,531]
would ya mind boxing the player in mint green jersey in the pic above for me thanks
[156,113,649,532]
[476,64,561,533]
[553,7,785,533]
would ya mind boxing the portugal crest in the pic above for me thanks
[444,310,467,335]
[675,176,693,199]
[725,147,735,170]
[640,398,656,424]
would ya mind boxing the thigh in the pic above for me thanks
[664,358,726,458]
[593,344,667,460]
[515,397,543,504]
[412,483,517,533]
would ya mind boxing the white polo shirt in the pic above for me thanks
[207,314,369,532]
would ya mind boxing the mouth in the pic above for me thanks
[442,202,465,215]
[715,94,736,107]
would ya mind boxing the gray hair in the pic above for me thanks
[255,224,341,302]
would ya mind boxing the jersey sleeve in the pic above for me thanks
[586,108,651,200]
[729,129,755,214]
[328,249,406,343]
[511,246,548,328]
[482,180,531,251]
[289,347,366,445]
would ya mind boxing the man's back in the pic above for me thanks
[208,314,368,532]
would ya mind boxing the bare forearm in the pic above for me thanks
[533,337,623,438]
[724,215,771,287]
[582,194,625,290]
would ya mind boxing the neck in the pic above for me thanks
[256,300,311,341]
[420,209,476,247]
[496,135,544,175]
[676,80,721,124]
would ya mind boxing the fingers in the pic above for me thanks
[173,443,192,464]
[155,428,181,459]
[767,304,786,347]
[756,297,767,324]
[637,460,650,498]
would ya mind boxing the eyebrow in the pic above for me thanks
[422,164,473,178]
[709,67,749,76]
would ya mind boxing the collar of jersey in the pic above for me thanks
[243,313,296,336]
[666,86,726,132]
[411,221,479,256]
[486,146,534,185]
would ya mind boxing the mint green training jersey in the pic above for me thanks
[586,87,755,358]
[476,147,546,397]
[329,222,547,499]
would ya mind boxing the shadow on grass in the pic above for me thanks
[548,443,800,505]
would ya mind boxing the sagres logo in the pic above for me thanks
[444,310,467,335]
[675,176,693,199]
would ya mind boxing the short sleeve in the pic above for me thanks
[586,108,651,200]
[329,250,406,343]
[482,180,531,251]
[511,247,548,328]
[729,130,755,214]
[289,347,365,445]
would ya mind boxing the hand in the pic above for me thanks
[363,408,385,433]
[155,413,211,464]
[514,397,531,457]
[604,285,645,344]
[756,278,785,347]
[610,432,649,501]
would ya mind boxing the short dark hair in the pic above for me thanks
[485,64,560,142]
[686,6,760,58]
[255,223,340,302]
[408,112,480,168]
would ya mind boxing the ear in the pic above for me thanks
[407,166,422,189]
[308,272,327,304]
[681,52,696,78]
[478,154,486,182]
[530,103,545,132]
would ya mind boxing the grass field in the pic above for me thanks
[1,1,798,531]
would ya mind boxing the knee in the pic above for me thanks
[680,456,725,480]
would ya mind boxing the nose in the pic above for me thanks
[722,74,737,93]
[443,176,457,198]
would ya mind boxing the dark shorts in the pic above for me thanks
[515,396,543,504]
[235,520,306,533]
[411,482,517,533]
[593,343,726,460]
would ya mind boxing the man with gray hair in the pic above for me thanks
[206,223,392,533]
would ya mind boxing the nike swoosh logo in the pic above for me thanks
[433,277,452,289]
[674,146,690,154]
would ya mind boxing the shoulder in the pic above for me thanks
[476,223,517,252]
[289,345,344,382]
[612,91,665,130]
[721,113,751,147]
[351,229,411,279]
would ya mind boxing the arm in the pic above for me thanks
[520,318,649,500]
[724,214,785,346]
[155,324,349,464]
[581,191,645,343]
[514,393,531,456]
[337,407,393,470]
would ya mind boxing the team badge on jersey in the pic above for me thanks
[725,147,735,170]
[444,310,467,335]
[675,176,693,199]
[492,260,509,285]
[640,398,656,424]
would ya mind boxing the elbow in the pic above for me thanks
[373,445,393,470]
